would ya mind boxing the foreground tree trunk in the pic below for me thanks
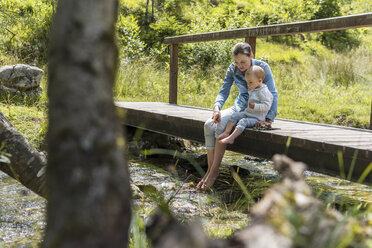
[0,111,47,197]
[43,0,131,247]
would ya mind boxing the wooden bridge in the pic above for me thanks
[116,102,372,182]
[117,13,372,183]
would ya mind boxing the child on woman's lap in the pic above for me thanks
[218,66,273,145]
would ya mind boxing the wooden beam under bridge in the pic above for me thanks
[116,102,372,183]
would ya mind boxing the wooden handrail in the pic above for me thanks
[164,13,372,129]
[164,13,372,44]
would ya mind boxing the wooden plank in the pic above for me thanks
[169,44,179,104]
[115,102,372,182]
[164,13,372,44]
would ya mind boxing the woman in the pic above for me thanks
[197,42,278,190]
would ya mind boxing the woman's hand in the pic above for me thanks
[211,109,221,126]
[255,118,272,128]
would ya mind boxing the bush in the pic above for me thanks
[141,14,189,62]
[116,14,145,60]
[180,5,249,69]
[0,0,53,64]
[311,0,361,51]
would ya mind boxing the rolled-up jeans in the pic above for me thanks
[204,106,238,150]
[229,112,259,132]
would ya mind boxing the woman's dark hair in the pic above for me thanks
[232,42,252,57]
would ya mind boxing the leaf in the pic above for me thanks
[0,155,10,164]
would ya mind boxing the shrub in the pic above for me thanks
[116,14,145,60]
[0,0,53,64]
[311,0,361,51]
[141,14,189,62]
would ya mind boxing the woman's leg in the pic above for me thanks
[201,141,226,189]
[199,107,237,189]
[197,118,216,188]
[204,149,215,183]
[196,148,214,188]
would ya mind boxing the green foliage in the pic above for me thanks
[317,29,362,51]
[129,211,149,248]
[0,72,48,150]
[116,0,365,66]
[0,102,47,150]
[181,5,248,69]
[0,0,368,67]
[311,0,361,51]
[142,14,188,61]
[249,0,318,25]
[0,0,53,64]
[117,14,145,60]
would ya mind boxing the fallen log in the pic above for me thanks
[0,111,47,197]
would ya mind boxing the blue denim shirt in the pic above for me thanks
[214,59,278,121]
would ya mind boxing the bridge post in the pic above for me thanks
[169,43,179,104]
[245,36,256,58]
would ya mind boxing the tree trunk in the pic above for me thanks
[151,0,154,22]
[0,111,47,197]
[43,0,132,247]
[146,0,150,24]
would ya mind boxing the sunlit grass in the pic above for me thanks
[0,102,46,150]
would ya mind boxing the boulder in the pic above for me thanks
[0,64,44,97]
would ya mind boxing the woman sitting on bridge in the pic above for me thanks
[197,42,278,190]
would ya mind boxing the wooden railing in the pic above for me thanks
[163,13,372,129]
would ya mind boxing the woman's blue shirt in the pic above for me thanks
[213,59,278,121]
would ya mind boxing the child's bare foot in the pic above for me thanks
[219,136,235,144]
[217,132,229,141]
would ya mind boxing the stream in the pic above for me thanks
[0,146,371,247]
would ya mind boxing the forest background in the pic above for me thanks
[0,0,371,150]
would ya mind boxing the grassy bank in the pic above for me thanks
[0,73,48,150]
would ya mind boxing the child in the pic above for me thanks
[218,65,273,144]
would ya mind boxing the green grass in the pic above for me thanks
[0,101,47,150]
[0,71,48,150]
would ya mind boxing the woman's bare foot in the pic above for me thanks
[196,176,206,188]
[196,169,210,188]
[201,170,219,190]
[219,136,235,144]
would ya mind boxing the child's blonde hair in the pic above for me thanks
[245,65,265,81]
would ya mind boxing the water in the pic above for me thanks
[0,172,46,247]
[0,148,371,246]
